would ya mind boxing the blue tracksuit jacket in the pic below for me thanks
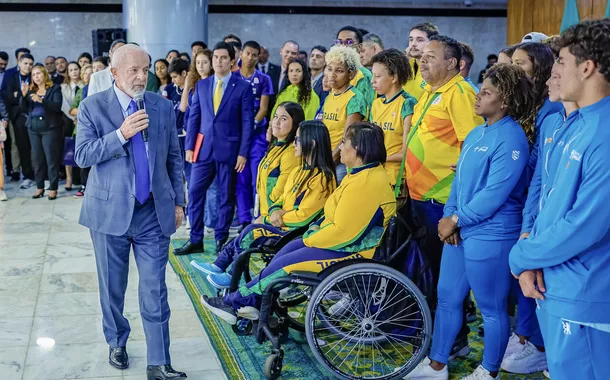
[510,96,610,323]
[444,115,529,240]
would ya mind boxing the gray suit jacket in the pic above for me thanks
[75,87,185,237]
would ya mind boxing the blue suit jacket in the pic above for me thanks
[75,87,185,237]
[185,74,254,164]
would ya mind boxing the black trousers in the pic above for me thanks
[28,121,62,191]
[12,115,34,180]
[3,121,13,174]
[80,167,90,188]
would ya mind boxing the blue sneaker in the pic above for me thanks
[208,273,231,289]
[190,260,223,276]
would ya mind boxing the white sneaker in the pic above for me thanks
[461,365,494,380]
[0,190,7,201]
[20,179,34,189]
[237,306,260,320]
[543,369,550,379]
[185,218,191,231]
[503,333,525,359]
[404,357,448,380]
[501,340,547,374]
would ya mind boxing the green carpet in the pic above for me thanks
[169,237,547,380]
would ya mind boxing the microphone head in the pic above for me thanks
[133,90,144,101]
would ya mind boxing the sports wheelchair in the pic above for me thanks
[224,208,433,379]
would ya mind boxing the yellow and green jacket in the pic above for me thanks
[402,58,427,100]
[256,141,300,217]
[303,162,396,257]
[265,166,336,231]
[270,84,320,120]
[351,66,375,110]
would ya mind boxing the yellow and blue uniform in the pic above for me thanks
[210,165,335,273]
[402,59,426,100]
[224,162,396,309]
[371,90,417,185]
[322,86,368,150]
[350,66,375,109]
[270,84,319,120]
[255,141,300,218]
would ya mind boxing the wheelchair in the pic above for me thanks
[224,208,433,379]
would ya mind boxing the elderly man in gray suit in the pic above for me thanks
[75,44,187,380]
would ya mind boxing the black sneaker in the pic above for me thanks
[448,336,470,360]
[200,295,237,325]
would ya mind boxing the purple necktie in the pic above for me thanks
[128,100,150,204]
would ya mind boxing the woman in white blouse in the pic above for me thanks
[60,61,83,191]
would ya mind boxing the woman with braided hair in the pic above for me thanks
[406,64,538,380]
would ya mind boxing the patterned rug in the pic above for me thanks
[168,237,547,380]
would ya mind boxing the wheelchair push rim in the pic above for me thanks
[305,263,432,380]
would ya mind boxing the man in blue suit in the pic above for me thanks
[75,44,187,380]
[175,41,254,255]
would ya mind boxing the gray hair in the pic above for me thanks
[363,33,384,50]
[111,44,148,68]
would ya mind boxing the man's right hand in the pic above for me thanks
[520,232,530,240]
[185,150,193,163]
[119,110,148,140]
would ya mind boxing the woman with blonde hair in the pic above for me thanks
[19,65,63,200]
[321,44,367,183]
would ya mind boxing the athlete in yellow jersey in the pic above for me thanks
[322,45,367,183]
[371,49,418,187]
[403,22,440,100]
[200,123,395,322]
[402,58,426,100]
[191,121,336,289]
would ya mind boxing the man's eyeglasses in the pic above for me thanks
[335,39,357,46]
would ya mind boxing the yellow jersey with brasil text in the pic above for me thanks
[265,166,336,230]
[256,141,300,217]
[322,86,368,150]
[303,162,396,258]
[406,73,484,204]
[402,58,426,101]
[350,66,375,109]
[371,90,417,185]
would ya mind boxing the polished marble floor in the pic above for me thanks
[0,181,225,380]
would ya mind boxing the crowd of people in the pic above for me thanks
[3,17,609,380]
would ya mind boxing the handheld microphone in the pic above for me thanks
[133,90,148,142]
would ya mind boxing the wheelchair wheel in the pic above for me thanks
[305,263,432,379]
[232,317,254,336]
[264,351,284,379]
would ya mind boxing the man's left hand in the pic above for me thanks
[175,206,184,229]
[235,156,247,173]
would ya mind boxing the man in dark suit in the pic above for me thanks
[1,53,35,188]
[75,44,186,380]
[310,45,328,103]
[176,41,254,255]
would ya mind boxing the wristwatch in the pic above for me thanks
[451,214,459,225]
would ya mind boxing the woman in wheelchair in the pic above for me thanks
[201,122,396,325]
[190,119,336,289]
[406,64,538,380]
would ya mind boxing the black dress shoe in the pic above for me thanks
[173,240,203,255]
[10,172,20,181]
[32,190,45,199]
[216,238,228,254]
[146,364,187,380]
[109,346,129,369]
